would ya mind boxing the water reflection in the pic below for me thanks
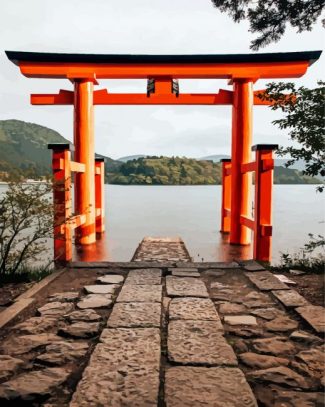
[73,185,324,264]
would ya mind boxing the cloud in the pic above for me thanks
[0,0,323,158]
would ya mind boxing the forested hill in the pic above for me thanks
[0,120,120,177]
[108,156,222,185]
[0,120,321,186]
[107,156,321,185]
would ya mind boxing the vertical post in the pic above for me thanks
[253,144,278,262]
[95,157,105,234]
[230,79,254,245]
[220,159,231,233]
[74,79,96,244]
[48,143,73,263]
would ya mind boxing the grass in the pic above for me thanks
[0,265,53,285]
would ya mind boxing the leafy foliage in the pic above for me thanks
[107,156,320,185]
[278,234,325,274]
[108,156,221,185]
[211,0,324,49]
[260,81,325,191]
[0,178,54,275]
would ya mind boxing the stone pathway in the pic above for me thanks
[132,236,191,262]
[0,246,324,406]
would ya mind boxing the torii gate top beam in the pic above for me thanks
[5,50,321,80]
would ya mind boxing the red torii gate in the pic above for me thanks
[5,50,321,263]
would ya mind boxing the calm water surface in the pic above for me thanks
[1,184,324,265]
[75,184,325,265]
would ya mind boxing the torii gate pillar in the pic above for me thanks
[74,79,96,244]
[230,79,253,245]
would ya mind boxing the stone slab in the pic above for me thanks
[224,315,258,326]
[296,305,325,333]
[1,334,62,356]
[273,274,296,285]
[49,292,80,302]
[70,328,160,407]
[84,284,119,294]
[77,294,113,309]
[239,352,289,369]
[117,284,162,303]
[171,269,200,277]
[0,355,24,381]
[0,367,70,402]
[272,289,309,308]
[264,315,299,332]
[59,322,101,338]
[166,276,209,298]
[169,298,221,324]
[165,366,257,407]
[249,308,282,320]
[251,336,296,356]
[64,309,102,323]
[218,303,248,314]
[168,320,237,365]
[247,366,309,389]
[125,269,162,285]
[107,302,161,328]
[13,316,57,334]
[37,301,74,317]
[36,341,88,365]
[96,275,124,284]
[246,271,290,291]
[254,385,323,407]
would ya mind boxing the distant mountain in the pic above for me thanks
[0,120,121,177]
[117,155,148,162]
[199,154,307,172]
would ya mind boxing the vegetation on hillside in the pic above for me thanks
[107,156,320,185]
[0,120,121,179]
[107,156,221,185]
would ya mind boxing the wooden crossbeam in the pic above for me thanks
[240,215,255,230]
[70,161,85,173]
[241,162,256,173]
[31,88,274,106]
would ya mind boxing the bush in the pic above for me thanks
[0,177,54,278]
[278,234,325,274]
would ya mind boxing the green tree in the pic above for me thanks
[211,0,324,50]
[260,81,325,191]
[0,178,54,275]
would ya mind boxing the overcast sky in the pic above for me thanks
[0,0,324,159]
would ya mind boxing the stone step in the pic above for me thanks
[70,328,161,407]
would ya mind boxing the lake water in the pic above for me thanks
[1,184,324,265]
[74,184,325,265]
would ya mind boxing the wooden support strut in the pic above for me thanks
[252,144,278,262]
[48,143,73,263]
[221,144,278,262]
[74,79,96,245]
[220,159,231,233]
[230,79,253,246]
[95,158,105,234]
